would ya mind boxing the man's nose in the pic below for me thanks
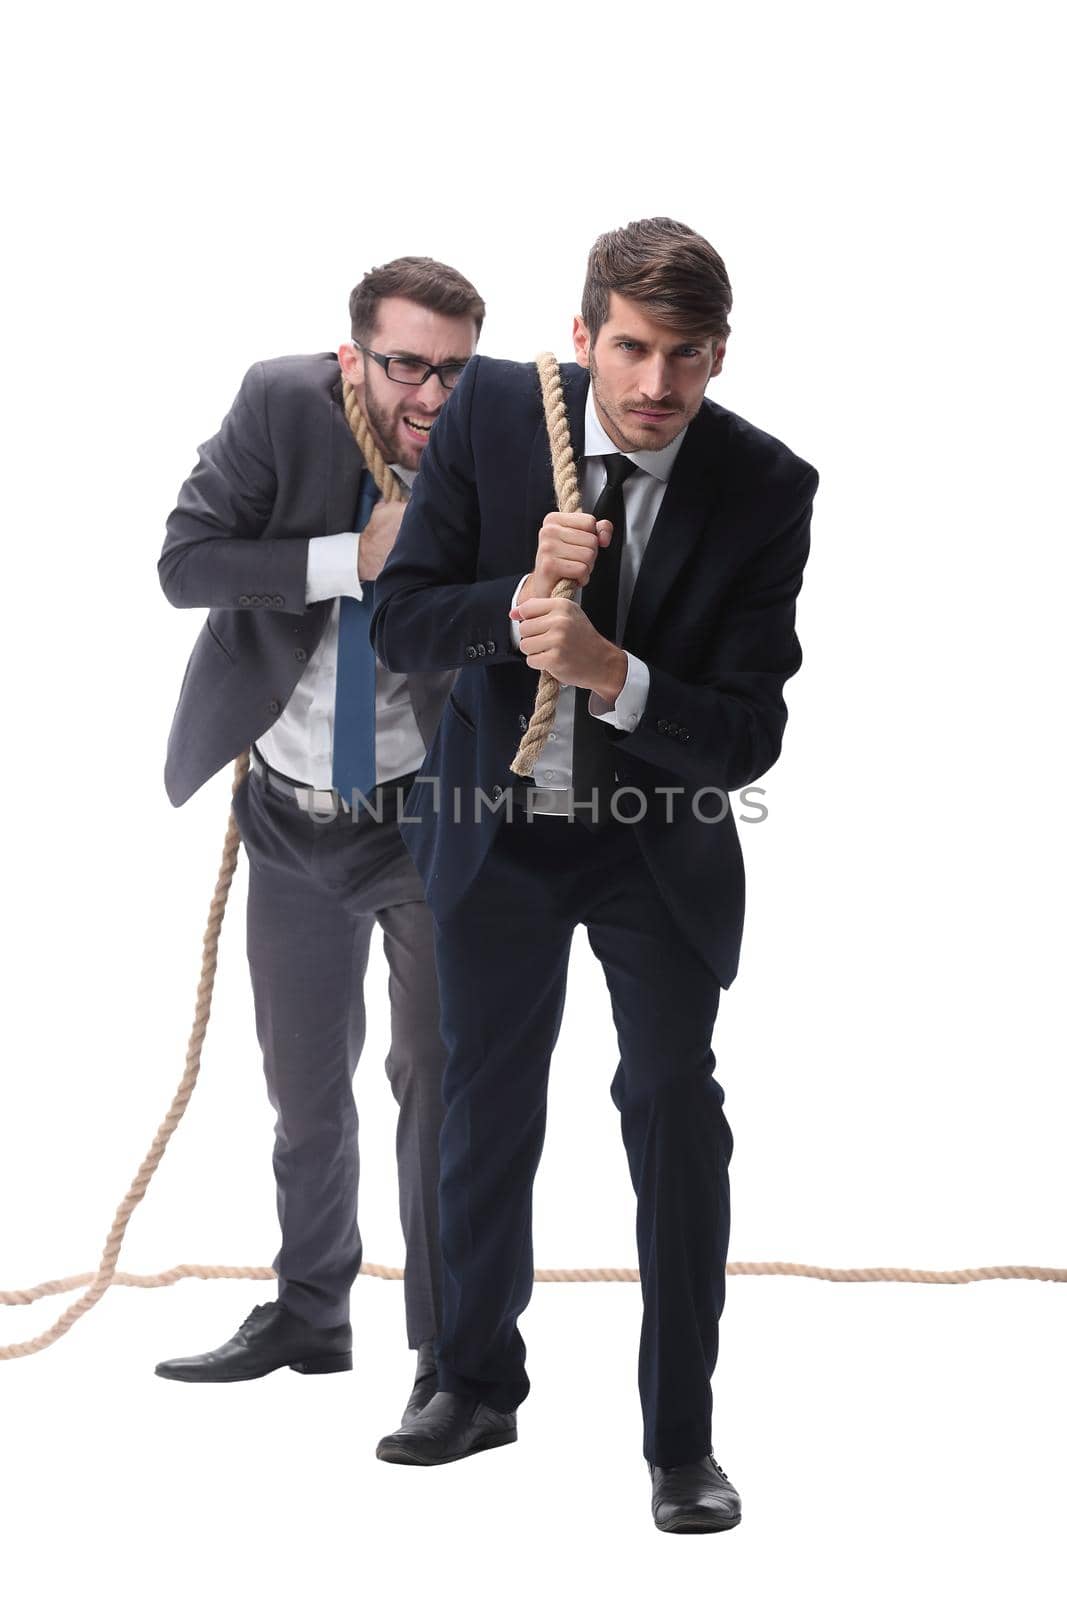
[412,371,449,407]
[637,355,671,402]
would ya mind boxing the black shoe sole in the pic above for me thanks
[376,1426,517,1466]
[289,1352,353,1375]
[154,1351,352,1382]
[654,1509,742,1534]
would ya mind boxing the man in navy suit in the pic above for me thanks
[155,257,485,1423]
[370,219,818,1531]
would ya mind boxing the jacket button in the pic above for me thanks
[518,714,528,731]
[486,640,496,655]
[490,785,503,801]
[294,648,308,663]
[465,646,478,660]
[667,722,679,736]
[679,731,691,745]
[656,719,669,734]
[238,595,251,607]
[268,699,281,715]
[272,595,284,607]
[476,643,486,656]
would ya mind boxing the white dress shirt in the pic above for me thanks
[508,388,688,790]
[256,465,427,789]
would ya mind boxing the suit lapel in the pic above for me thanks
[327,374,366,534]
[622,401,729,650]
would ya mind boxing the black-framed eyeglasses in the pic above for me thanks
[353,342,469,391]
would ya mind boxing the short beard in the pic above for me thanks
[588,350,646,453]
[359,380,404,464]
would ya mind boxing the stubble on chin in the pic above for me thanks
[590,384,638,454]
[360,385,411,467]
[589,364,684,454]
[599,401,686,455]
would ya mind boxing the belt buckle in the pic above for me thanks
[525,786,572,818]
[295,786,346,819]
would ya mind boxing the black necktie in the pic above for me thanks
[571,454,638,821]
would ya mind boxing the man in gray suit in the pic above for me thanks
[154,256,485,1422]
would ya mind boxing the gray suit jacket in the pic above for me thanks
[159,352,454,805]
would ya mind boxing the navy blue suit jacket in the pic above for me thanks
[370,355,818,986]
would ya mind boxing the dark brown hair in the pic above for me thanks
[581,218,732,346]
[349,256,486,342]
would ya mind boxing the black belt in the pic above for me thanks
[249,747,417,821]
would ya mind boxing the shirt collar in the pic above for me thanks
[390,463,416,491]
[583,385,689,483]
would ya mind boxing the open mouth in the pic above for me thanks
[402,415,435,440]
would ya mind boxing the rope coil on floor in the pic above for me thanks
[2,368,1063,1363]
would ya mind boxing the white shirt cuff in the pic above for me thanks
[589,652,649,731]
[508,572,532,648]
[306,532,362,603]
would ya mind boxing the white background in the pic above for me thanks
[1,1,1063,1594]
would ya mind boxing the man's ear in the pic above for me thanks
[572,315,592,370]
[338,341,364,385]
[709,338,727,379]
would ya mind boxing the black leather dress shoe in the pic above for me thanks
[376,1390,517,1465]
[399,1339,438,1426]
[154,1301,352,1382]
[649,1453,742,1534]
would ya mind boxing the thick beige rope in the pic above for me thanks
[511,353,584,777]
[342,377,408,505]
[4,1260,1067,1319]
[3,379,1064,1363]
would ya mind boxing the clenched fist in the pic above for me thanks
[357,500,406,582]
[515,511,615,605]
[508,594,628,702]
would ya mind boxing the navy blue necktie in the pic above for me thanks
[332,471,381,803]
